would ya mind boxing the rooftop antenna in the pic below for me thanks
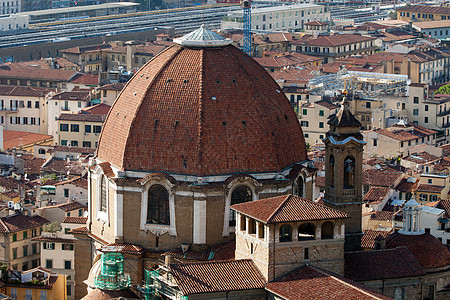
[242,0,252,56]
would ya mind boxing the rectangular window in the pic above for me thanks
[79,209,83,217]
[373,139,377,146]
[67,284,72,296]
[425,117,429,123]
[45,259,53,268]
[64,189,69,198]
[27,101,31,108]
[78,101,81,108]
[93,125,102,133]
[32,243,37,254]
[35,101,39,108]
[304,247,309,260]
[70,124,79,132]
[366,102,371,108]
[71,140,78,147]
[23,245,28,257]
[319,110,324,116]
[413,109,419,116]
[32,229,36,237]
[62,244,74,251]
[64,260,72,269]
[23,231,27,239]
[12,248,17,259]
[83,141,91,148]
[12,233,16,242]
[60,124,69,131]
[319,122,324,128]
[43,242,55,250]
[302,109,307,115]
[85,125,91,133]
[414,96,419,103]
[425,105,429,111]
[61,140,68,146]
[300,121,309,127]
[40,290,47,300]
[10,288,17,299]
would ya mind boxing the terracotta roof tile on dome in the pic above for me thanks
[344,247,426,281]
[266,265,391,300]
[169,260,266,295]
[386,232,450,269]
[232,194,349,224]
[97,41,307,175]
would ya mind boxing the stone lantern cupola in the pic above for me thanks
[399,198,424,235]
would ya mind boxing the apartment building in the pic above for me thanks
[397,5,450,22]
[407,83,450,145]
[291,34,378,63]
[0,214,49,271]
[298,100,339,145]
[413,20,450,40]
[0,86,50,134]
[95,82,124,106]
[0,0,21,15]
[364,121,437,158]
[348,97,383,130]
[221,4,330,31]
[57,103,109,148]
[408,47,450,85]
[46,91,90,143]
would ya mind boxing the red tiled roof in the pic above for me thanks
[0,86,51,97]
[315,176,325,187]
[361,229,392,249]
[395,178,419,193]
[363,169,402,188]
[22,155,45,175]
[52,200,86,212]
[32,236,74,243]
[403,152,438,164]
[3,130,53,150]
[369,211,395,221]
[266,265,391,300]
[54,177,88,189]
[304,20,328,26]
[416,184,444,193]
[0,214,49,233]
[436,199,450,218]
[97,82,125,91]
[364,187,390,203]
[298,34,376,47]
[398,5,450,15]
[62,216,87,224]
[314,100,339,110]
[345,247,425,281]
[232,194,349,224]
[70,73,99,85]
[49,91,90,101]
[40,158,85,175]
[53,145,96,154]
[58,113,105,122]
[0,62,77,81]
[81,103,111,116]
[170,260,266,295]
[0,177,33,191]
[386,232,450,269]
[70,225,89,234]
[97,44,307,175]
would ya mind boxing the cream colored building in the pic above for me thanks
[0,214,49,271]
[95,83,124,106]
[57,113,105,148]
[38,200,86,224]
[298,100,339,145]
[0,86,51,134]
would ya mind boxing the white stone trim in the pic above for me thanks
[223,182,257,237]
[193,200,207,244]
[96,173,109,226]
[114,192,123,238]
[139,179,177,237]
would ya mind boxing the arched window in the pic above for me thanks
[100,175,107,212]
[394,287,404,300]
[229,186,252,227]
[298,223,315,240]
[279,224,292,242]
[343,156,355,188]
[321,221,334,239]
[147,185,170,225]
[329,155,335,187]
[295,176,305,198]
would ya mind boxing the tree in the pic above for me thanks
[435,84,450,95]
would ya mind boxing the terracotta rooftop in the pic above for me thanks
[97,43,307,175]
[40,158,85,175]
[364,187,390,203]
[266,265,391,300]
[398,5,450,15]
[49,91,90,101]
[369,211,395,221]
[413,19,450,29]
[53,145,96,154]
[32,236,74,243]
[97,82,125,91]
[416,184,444,193]
[164,239,235,262]
[62,216,87,224]
[169,260,266,295]
[0,62,77,81]
[345,247,425,281]
[0,86,51,97]
[232,194,349,224]
[58,113,105,122]
[402,152,439,164]
[304,20,328,26]
[270,66,319,85]
[314,100,339,110]
[395,178,419,193]
[54,177,88,189]
[361,229,393,249]
[81,103,111,116]
[70,225,89,234]
[100,243,144,255]
[0,214,49,233]
[386,232,450,269]
[69,73,99,85]
[0,177,33,191]
[295,34,376,47]
[363,169,403,188]
[51,200,86,212]
[3,130,53,150]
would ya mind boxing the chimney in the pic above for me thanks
[165,255,171,267]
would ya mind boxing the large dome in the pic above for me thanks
[97,28,307,176]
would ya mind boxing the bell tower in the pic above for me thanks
[323,90,365,251]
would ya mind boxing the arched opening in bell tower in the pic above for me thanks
[343,156,355,189]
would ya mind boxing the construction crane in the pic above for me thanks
[242,0,251,56]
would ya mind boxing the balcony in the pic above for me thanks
[0,107,18,112]
[437,109,450,116]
